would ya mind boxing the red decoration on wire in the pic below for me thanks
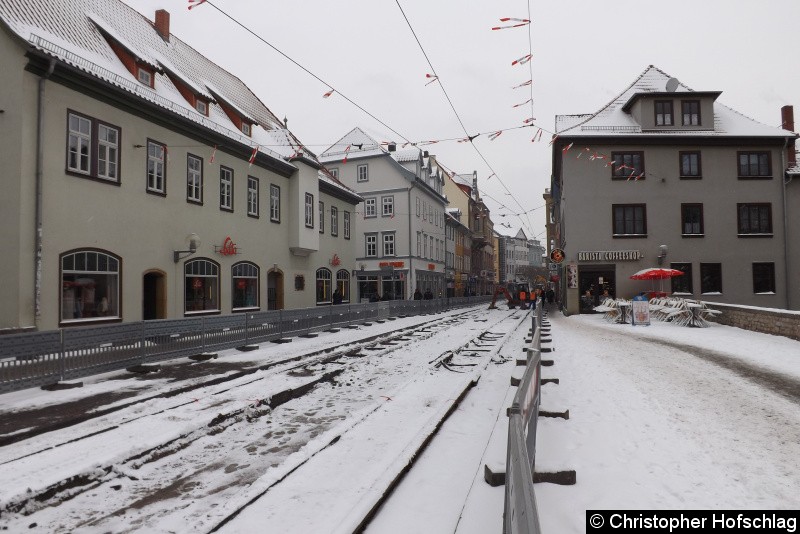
[425,74,439,86]
[342,144,351,163]
[323,89,335,98]
[248,146,258,166]
[511,54,532,66]
[512,99,532,108]
[562,142,573,154]
[187,0,207,10]
[512,80,532,89]
[492,18,530,30]
[523,117,536,124]
[548,134,559,146]
[488,131,503,140]
[210,144,217,163]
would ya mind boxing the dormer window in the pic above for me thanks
[241,122,251,136]
[137,66,153,87]
[655,101,673,126]
[682,100,701,126]
[195,99,208,115]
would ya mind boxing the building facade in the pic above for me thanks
[551,65,798,313]
[320,129,448,300]
[0,1,361,332]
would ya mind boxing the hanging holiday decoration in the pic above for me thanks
[548,134,559,145]
[523,117,536,124]
[187,0,207,10]
[512,99,532,108]
[512,80,532,89]
[425,74,438,86]
[561,142,573,154]
[492,18,530,30]
[488,131,503,140]
[248,146,258,166]
[209,144,217,163]
[342,144,351,163]
[322,89,335,98]
[511,54,532,66]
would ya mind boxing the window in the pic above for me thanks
[60,249,120,323]
[417,232,422,256]
[670,263,693,294]
[241,123,251,136]
[655,100,673,126]
[184,258,220,314]
[752,263,775,294]
[67,112,121,183]
[612,204,647,236]
[219,166,233,211]
[336,269,350,303]
[187,154,203,204]
[611,152,644,179]
[329,168,338,179]
[97,124,119,181]
[147,140,166,194]
[305,193,314,227]
[738,152,772,178]
[679,151,701,178]
[343,211,351,239]
[681,204,704,236]
[700,263,722,294]
[319,201,325,233]
[195,100,208,116]
[270,184,280,222]
[682,100,700,126]
[316,268,332,304]
[383,233,396,256]
[137,67,152,87]
[382,196,394,217]
[357,164,368,182]
[737,203,772,235]
[416,197,421,217]
[247,176,259,217]
[423,202,427,221]
[232,262,259,310]
[364,197,377,218]
[365,234,377,257]
[331,206,339,236]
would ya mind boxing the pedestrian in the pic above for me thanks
[413,288,423,300]
[546,288,555,305]
[580,289,594,312]
[369,292,380,303]
[332,289,343,305]
[424,288,433,300]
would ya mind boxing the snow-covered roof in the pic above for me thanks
[319,127,386,162]
[392,149,422,163]
[452,173,473,187]
[555,65,795,139]
[0,0,301,161]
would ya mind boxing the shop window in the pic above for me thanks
[60,249,120,323]
[670,262,693,294]
[336,269,350,303]
[185,258,220,314]
[316,268,332,304]
[232,262,259,310]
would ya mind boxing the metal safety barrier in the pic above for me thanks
[504,300,543,533]
[0,296,491,394]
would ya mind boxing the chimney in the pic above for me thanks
[782,105,796,166]
[154,10,170,41]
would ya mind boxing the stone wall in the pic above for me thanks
[703,302,800,341]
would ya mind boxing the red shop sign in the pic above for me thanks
[192,278,203,289]
[237,279,247,289]
[217,236,238,256]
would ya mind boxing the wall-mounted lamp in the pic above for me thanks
[657,244,668,265]
[174,233,201,263]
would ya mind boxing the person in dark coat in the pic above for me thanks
[413,288,423,300]
[332,289,343,305]
[423,288,433,300]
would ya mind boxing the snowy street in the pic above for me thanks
[1,304,799,533]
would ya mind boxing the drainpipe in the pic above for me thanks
[407,184,415,299]
[781,139,791,309]
[34,59,56,328]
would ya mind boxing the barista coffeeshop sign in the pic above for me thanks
[577,249,642,262]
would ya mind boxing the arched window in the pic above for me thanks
[336,269,350,303]
[60,249,121,323]
[232,262,260,310]
[316,268,332,304]
[185,258,220,314]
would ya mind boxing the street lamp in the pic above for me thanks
[657,244,668,266]
[174,233,201,263]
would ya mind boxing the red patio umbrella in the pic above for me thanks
[629,267,684,294]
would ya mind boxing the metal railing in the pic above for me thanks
[504,300,543,533]
[0,296,490,394]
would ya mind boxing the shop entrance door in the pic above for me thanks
[143,271,166,320]
[267,270,284,310]
[577,264,616,313]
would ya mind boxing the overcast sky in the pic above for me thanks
[122,0,800,241]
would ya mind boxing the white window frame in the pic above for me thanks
[305,193,314,227]
[383,233,396,257]
[195,100,208,115]
[97,123,119,181]
[381,196,394,217]
[241,122,251,136]
[343,211,351,239]
[137,67,152,86]
[187,154,203,203]
[270,184,280,222]
[365,234,377,257]
[219,166,233,211]
[319,201,325,233]
[357,164,369,182]
[329,168,339,178]
[331,206,339,236]
[147,140,166,194]
[364,198,377,218]
[67,113,92,174]
[247,176,259,217]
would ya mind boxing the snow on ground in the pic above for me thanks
[535,312,800,533]
[1,306,799,533]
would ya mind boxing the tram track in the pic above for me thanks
[0,307,513,530]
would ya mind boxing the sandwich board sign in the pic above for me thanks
[631,295,650,326]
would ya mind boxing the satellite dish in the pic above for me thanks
[665,77,680,92]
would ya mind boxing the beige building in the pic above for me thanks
[0,1,361,332]
[552,65,799,314]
